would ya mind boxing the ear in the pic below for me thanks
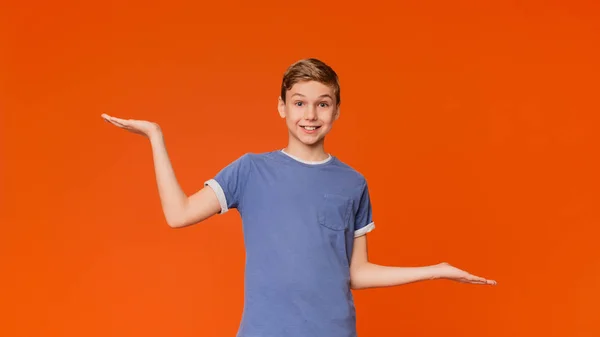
[278,96,286,118]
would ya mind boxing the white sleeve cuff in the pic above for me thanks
[204,179,229,214]
[354,222,375,237]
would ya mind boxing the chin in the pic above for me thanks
[300,134,326,146]
[289,131,322,146]
[300,139,321,146]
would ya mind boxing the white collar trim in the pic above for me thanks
[280,149,332,165]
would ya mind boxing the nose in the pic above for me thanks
[303,106,317,120]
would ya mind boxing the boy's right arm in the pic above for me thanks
[148,130,221,228]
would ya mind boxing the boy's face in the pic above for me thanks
[277,80,340,147]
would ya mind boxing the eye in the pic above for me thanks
[295,101,304,107]
[319,102,329,108]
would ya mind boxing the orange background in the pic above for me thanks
[2,1,599,336]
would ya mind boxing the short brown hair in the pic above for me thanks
[280,58,341,106]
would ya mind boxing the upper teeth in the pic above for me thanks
[303,126,316,130]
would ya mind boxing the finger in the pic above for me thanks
[102,113,124,123]
[471,274,497,285]
[107,119,128,128]
[101,113,116,122]
[108,116,130,125]
[469,277,496,285]
[101,114,112,123]
[109,117,132,128]
[466,274,489,284]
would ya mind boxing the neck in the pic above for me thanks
[283,138,329,162]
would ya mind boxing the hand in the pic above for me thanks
[101,113,161,138]
[435,262,497,285]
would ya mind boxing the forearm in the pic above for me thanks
[350,262,442,290]
[148,131,189,227]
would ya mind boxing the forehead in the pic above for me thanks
[288,80,334,99]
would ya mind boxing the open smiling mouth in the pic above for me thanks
[300,126,321,131]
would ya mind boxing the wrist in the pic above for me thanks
[148,127,163,142]
[429,262,449,280]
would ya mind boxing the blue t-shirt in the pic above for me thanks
[204,149,375,337]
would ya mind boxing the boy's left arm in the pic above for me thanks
[349,235,497,290]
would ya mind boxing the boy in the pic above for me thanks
[101,58,496,337]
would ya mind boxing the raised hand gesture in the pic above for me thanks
[101,113,161,138]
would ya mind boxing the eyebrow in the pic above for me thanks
[291,93,333,99]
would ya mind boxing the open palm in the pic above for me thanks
[437,262,497,285]
[101,113,160,137]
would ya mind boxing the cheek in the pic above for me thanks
[320,110,337,123]
[284,112,300,127]
[287,106,304,121]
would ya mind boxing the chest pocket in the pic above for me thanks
[317,194,353,231]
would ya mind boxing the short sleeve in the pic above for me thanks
[354,181,375,237]
[204,153,253,214]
